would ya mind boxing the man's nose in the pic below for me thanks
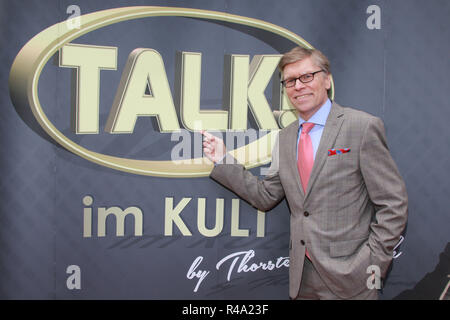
[294,78,306,90]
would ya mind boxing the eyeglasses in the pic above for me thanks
[281,70,325,88]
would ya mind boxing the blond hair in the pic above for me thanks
[278,46,331,74]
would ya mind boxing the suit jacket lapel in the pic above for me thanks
[304,101,345,201]
[285,120,306,198]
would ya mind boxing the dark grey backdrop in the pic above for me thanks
[1,0,449,299]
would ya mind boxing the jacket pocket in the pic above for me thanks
[329,236,369,258]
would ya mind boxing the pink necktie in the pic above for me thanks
[298,122,315,193]
[297,122,315,260]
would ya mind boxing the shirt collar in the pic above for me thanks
[298,98,332,127]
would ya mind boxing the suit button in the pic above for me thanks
[300,240,305,245]
[304,211,309,217]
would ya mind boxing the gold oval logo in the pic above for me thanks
[9,6,334,177]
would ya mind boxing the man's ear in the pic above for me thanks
[325,73,331,90]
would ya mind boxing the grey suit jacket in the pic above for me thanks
[210,101,408,299]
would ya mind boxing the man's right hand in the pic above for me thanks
[201,130,227,164]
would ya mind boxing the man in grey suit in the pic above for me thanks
[201,47,408,300]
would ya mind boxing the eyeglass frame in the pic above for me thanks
[280,70,326,88]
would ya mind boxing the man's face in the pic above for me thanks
[282,57,331,121]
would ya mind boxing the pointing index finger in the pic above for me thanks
[201,130,214,140]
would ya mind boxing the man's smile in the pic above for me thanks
[294,93,313,100]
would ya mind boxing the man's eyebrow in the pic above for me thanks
[284,71,315,79]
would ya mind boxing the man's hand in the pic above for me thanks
[201,130,227,164]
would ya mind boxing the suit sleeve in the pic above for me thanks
[360,117,408,278]
[209,136,285,212]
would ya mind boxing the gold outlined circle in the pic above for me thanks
[9,6,334,177]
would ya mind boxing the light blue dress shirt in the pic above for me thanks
[297,99,332,160]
